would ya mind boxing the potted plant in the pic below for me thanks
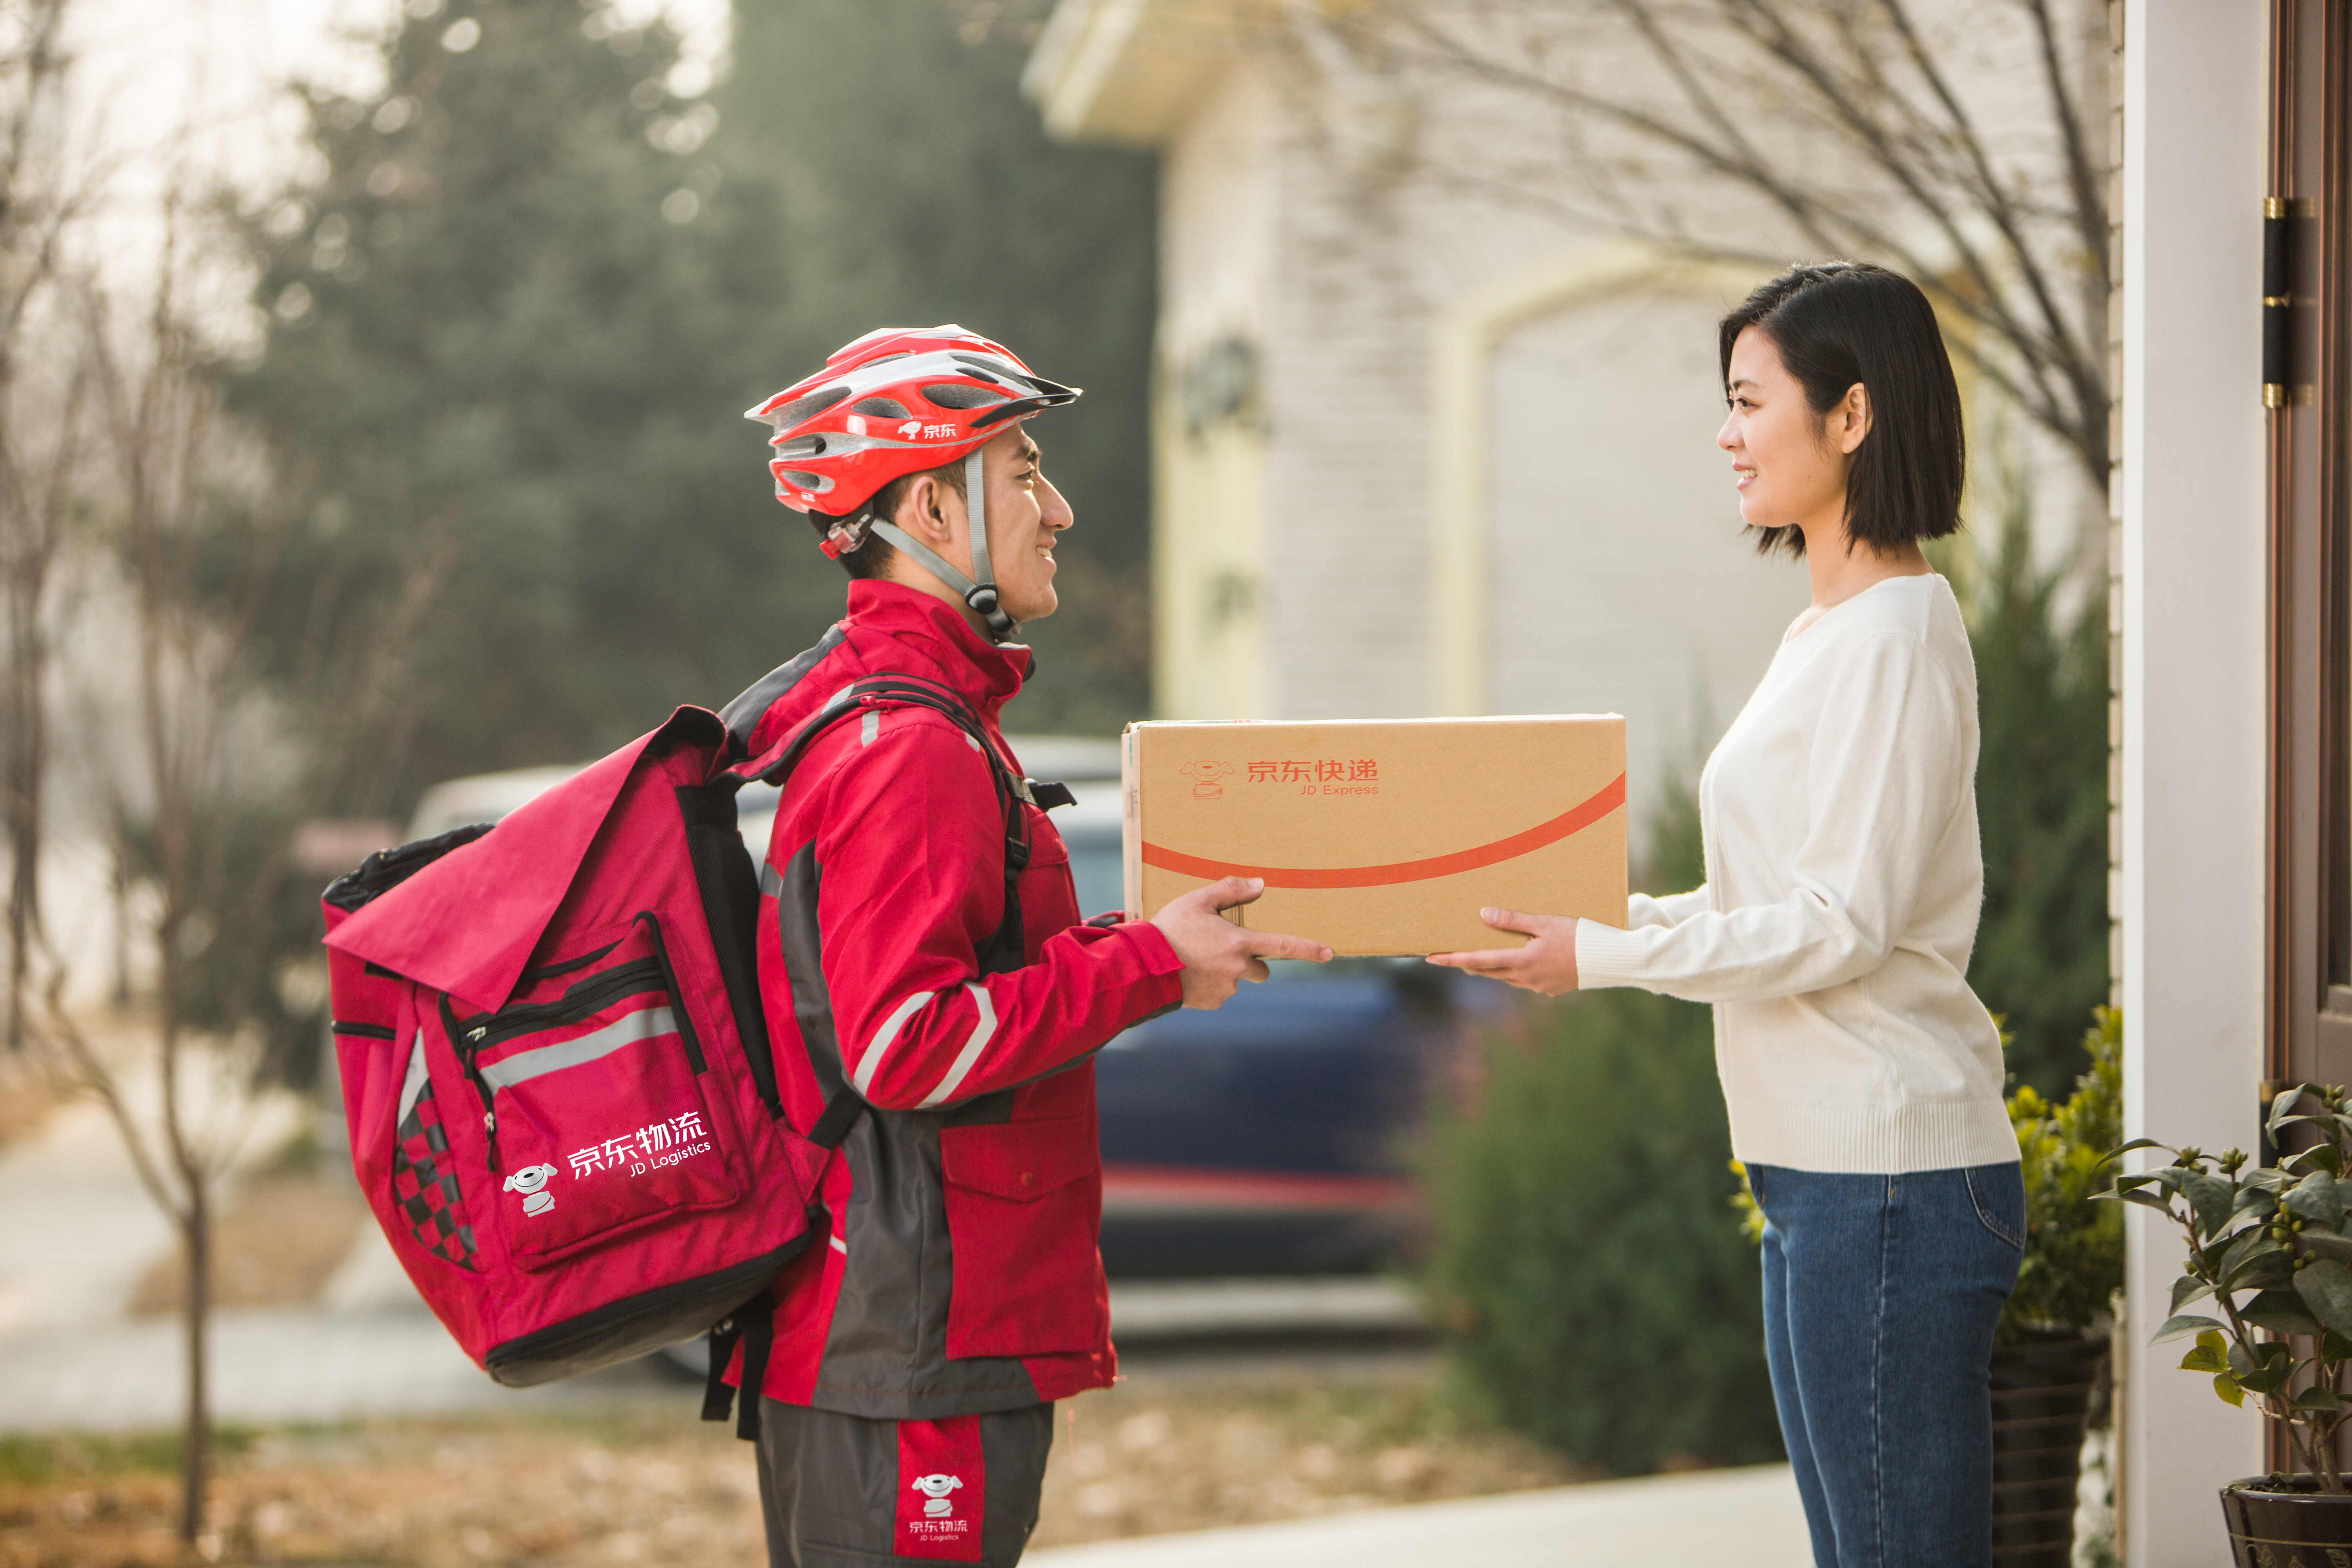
[1993,1008,2124,1567]
[1733,1011,2124,1566]
[2111,1075,2352,1557]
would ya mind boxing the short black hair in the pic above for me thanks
[1718,261,1965,559]
[810,459,968,580]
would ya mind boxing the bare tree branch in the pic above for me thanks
[1327,0,2110,485]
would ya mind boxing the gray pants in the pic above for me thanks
[755,1399,1056,1567]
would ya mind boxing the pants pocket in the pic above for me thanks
[1964,1160,2027,1250]
[939,1117,1102,1359]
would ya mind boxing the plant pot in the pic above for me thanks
[1989,1332,2110,1566]
[2221,1477,2352,1565]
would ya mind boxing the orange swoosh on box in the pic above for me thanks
[1141,773,1626,890]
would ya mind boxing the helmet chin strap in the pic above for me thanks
[867,447,1016,641]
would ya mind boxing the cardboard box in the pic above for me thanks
[1121,716,1628,956]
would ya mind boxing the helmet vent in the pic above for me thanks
[774,435,825,459]
[768,385,851,427]
[922,383,1007,411]
[777,468,831,490]
[850,397,911,419]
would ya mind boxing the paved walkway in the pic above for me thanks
[1027,1466,1814,1567]
[0,1080,1819,1565]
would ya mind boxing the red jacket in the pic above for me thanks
[738,581,1183,1418]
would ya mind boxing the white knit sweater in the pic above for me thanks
[1575,574,2016,1174]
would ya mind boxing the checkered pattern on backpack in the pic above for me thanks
[391,1081,478,1269]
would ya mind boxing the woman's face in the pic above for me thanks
[1715,325,1862,538]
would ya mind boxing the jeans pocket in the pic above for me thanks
[1964,1162,2027,1250]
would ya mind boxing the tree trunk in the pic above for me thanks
[178,1176,208,1545]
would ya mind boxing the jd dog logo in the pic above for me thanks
[1178,760,1234,800]
[910,1474,962,1517]
[501,1163,557,1216]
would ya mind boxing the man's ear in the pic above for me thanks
[894,474,957,543]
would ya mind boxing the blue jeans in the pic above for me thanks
[1748,1161,2025,1568]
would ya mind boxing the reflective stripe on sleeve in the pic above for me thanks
[852,990,935,1096]
[915,983,998,1109]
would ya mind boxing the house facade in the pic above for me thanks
[1030,2,2351,1563]
[1024,2,1819,853]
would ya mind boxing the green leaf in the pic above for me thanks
[2290,1142,2346,1178]
[2227,1242,2297,1293]
[2270,1085,2316,1133]
[2294,1386,2347,1414]
[2242,1290,2325,1336]
[2220,1228,2284,1281]
[2302,1232,2352,1266]
[2107,1187,2177,1213]
[2179,1342,2229,1373]
[2186,1172,2241,1238]
[2238,1345,2297,1394]
[2234,1185,2284,1220]
[2296,1258,2352,1338]
[2153,1313,2229,1345]
[2216,1372,2247,1407]
[2102,1138,2172,1167]
[2287,1169,2348,1228]
[2171,1272,2217,1313]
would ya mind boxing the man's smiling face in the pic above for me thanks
[975,427,1072,625]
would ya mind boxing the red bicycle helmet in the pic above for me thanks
[746,326,1081,640]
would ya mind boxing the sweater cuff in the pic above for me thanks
[1574,919,1654,991]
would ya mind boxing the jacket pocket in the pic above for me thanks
[458,915,742,1267]
[939,1116,1102,1359]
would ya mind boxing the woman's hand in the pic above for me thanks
[1426,908,1581,996]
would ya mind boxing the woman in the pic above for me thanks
[1430,261,2020,1568]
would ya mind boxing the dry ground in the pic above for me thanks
[0,1059,58,1150]
[125,1165,367,1317]
[0,1354,1585,1567]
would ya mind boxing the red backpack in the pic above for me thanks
[323,703,827,1431]
[321,675,1043,1434]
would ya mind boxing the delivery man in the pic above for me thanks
[730,325,1329,1567]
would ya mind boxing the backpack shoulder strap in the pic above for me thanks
[751,675,1034,1147]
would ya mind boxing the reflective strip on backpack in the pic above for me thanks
[478,1006,678,1091]
[916,984,998,1109]
[396,1030,430,1127]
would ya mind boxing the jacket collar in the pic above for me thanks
[843,578,1031,718]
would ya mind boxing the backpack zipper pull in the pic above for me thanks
[483,1110,501,1172]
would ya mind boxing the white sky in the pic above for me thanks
[55,0,730,316]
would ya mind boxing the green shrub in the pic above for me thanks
[1421,985,1781,1473]
[1968,506,2112,1098]
[2002,1007,2124,1341]
[1420,771,1778,1473]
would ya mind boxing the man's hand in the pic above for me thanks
[1425,908,1580,996]
[1151,877,1333,1009]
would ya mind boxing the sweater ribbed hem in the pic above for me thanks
[1726,1096,2018,1176]
[1573,920,1657,989]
